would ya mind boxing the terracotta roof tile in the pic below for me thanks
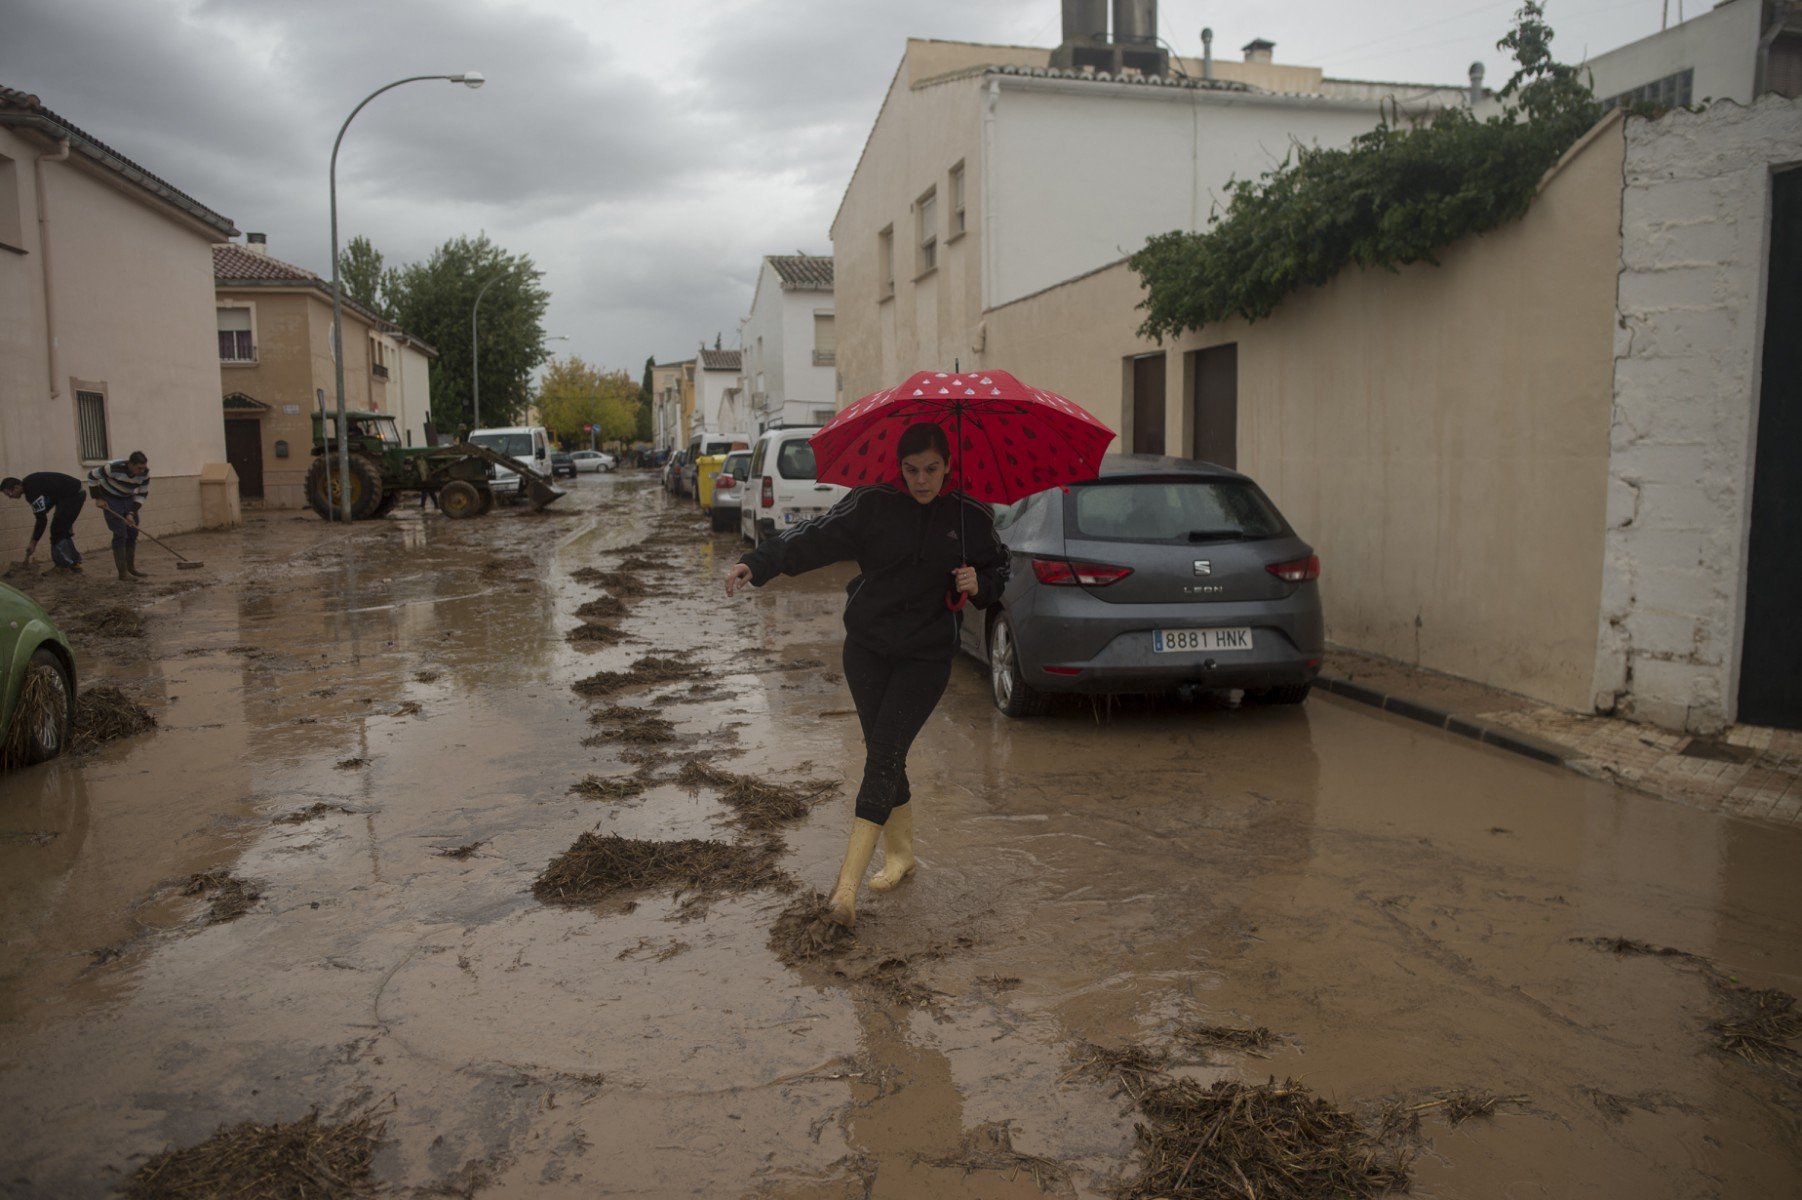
[768,255,834,290]
[699,348,742,371]
[212,243,323,283]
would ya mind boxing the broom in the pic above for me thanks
[101,508,204,569]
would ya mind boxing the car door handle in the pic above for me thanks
[814,485,832,491]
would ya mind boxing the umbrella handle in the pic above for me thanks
[945,590,967,612]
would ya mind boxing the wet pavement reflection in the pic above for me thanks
[1,474,1798,1198]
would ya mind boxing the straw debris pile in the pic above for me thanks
[1125,1076,1415,1200]
[123,1109,382,1200]
[574,596,628,621]
[532,832,792,912]
[74,604,146,638]
[185,870,261,924]
[768,892,856,965]
[71,686,156,752]
[677,761,839,829]
[572,654,699,696]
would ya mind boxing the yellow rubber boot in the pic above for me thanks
[826,818,883,928]
[868,803,916,892]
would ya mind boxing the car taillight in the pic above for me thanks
[1031,558,1133,587]
[1266,555,1321,583]
[717,474,735,489]
[760,477,774,508]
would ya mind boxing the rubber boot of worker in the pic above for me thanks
[125,543,148,578]
[868,803,916,892]
[826,818,883,928]
[112,546,135,582]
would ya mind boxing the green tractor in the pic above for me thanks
[305,411,565,520]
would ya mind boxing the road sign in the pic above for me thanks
[583,424,593,432]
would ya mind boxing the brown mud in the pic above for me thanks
[1,476,1800,1198]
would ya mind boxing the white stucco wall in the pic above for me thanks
[386,337,433,448]
[1595,95,1802,732]
[1582,0,1763,106]
[0,125,231,543]
[741,260,838,433]
[986,79,1412,308]
[693,364,746,441]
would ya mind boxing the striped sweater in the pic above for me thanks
[88,460,150,504]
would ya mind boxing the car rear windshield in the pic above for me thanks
[1069,479,1287,542]
[777,441,817,480]
[723,454,752,475]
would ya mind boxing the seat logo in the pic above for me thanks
[1192,560,1212,576]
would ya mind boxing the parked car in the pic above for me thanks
[549,451,577,479]
[0,583,75,767]
[708,450,753,532]
[682,433,741,498]
[958,455,1323,717]
[469,425,554,499]
[742,426,848,545]
[663,449,688,495]
[569,450,614,474]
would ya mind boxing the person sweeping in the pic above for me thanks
[88,450,152,582]
[724,422,1009,928]
[2,471,86,571]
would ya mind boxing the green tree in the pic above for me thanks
[636,355,656,442]
[337,235,394,319]
[536,356,640,448]
[383,234,551,431]
[1129,2,1600,341]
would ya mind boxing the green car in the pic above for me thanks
[0,582,76,766]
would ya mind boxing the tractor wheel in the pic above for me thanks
[440,480,484,519]
[474,486,495,515]
[305,454,385,521]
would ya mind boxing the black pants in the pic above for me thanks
[48,494,84,567]
[842,640,952,826]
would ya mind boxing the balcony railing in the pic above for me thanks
[813,349,836,366]
[372,362,390,379]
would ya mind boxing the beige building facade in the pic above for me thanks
[215,240,434,509]
[1,86,241,547]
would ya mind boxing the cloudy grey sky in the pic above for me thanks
[3,0,1668,373]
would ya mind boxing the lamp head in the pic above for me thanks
[451,71,486,89]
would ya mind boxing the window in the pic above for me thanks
[813,312,836,366]
[949,162,966,237]
[217,306,254,362]
[878,225,895,298]
[1602,68,1693,112]
[1068,480,1286,543]
[0,153,22,252]
[777,439,818,480]
[369,337,389,379]
[917,187,937,274]
[75,389,109,461]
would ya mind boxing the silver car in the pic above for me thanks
[958,455,1324,716]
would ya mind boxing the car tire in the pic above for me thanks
[1246,682,1312,706]
[7,648,74,766]
[988,613,1049,718]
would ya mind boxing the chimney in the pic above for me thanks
[1468,61,1487,106]
[1201,26,1214,80]
[1111,0,1156,46]
[245,231,268,256]
[1059,0,1108,45]
[1242,38,1275,64]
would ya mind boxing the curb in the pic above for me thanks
[1315,674,1569,767]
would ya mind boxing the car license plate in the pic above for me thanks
[1153,627,1253,653]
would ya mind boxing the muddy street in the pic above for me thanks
[1,473,1798,1199]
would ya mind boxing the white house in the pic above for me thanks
[829,7,1468,404]
[738,255,838,431]
[692,347,746,442]
[1581,0,1801,109]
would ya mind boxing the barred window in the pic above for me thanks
[1602,68,1693,112]
[75,390,109,461]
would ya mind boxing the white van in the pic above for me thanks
[682,432,742,498]
[741,426,848,545]
[469,425,553,498]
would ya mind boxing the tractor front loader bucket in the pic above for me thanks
[450,442,568,510]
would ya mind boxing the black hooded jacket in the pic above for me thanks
[738,484,1010,662]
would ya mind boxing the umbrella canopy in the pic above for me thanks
[810,370,1116,504]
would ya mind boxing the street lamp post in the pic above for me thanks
[470,273,509,432]
[329,71,484,521]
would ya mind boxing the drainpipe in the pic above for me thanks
[34,137,70,400]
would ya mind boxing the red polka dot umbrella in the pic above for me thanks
[809,369,1116,503]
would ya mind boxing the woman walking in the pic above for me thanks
[724,422,1008,928]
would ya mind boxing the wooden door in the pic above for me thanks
[224,418,264,500]
[1131,354,1166,455]
[1191,344,1238,468]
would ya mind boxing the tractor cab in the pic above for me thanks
[311,410,402,456]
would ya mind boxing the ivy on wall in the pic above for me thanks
[1129,3,1602,342]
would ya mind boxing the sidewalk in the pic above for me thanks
[1318,647,1802,826]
